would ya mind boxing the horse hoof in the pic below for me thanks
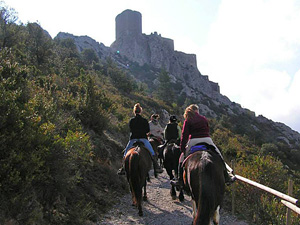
[139,211,143,217]
[179,195,184,202]
[172,195,176,200]
[143,196,148,201]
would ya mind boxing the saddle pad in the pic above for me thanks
[190,144,208,154]
[182,144,214,167]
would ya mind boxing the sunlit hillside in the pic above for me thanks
[0,3,299,225]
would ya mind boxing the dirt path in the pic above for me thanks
[98,170,249,225]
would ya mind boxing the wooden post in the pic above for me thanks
[231,160,235,215]
[286,179,293,225]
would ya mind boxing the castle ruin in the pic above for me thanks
[115,10,142,40]
[111,9,220,96]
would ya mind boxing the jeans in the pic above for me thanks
[123,138,155,157]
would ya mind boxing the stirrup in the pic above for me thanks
[225,172,237,185]
[117,167,125,175]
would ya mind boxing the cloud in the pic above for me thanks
[197,0,300,132]
[278,69,300,132]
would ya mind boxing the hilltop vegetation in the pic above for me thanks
[0,3,299,224]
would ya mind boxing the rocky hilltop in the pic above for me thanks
[55,9,300,148]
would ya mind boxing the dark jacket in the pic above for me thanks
[180,112,209,152]
[129,114,150,139]
[164,122,179,142]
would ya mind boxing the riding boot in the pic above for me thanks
[170,162,184,188]
[152,156,163,177]
[117,162,125,175]
[224,166,237,185]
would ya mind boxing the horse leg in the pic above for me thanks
[159,157,163,167]
[143,181,148,201]
[174,161,179,179]
[137,188,143,216]
[192,200,197,219]
[138,201,143,216]
[129,185,137,206]
[213,205,220,225]
[170,185,177,200]
[179,189,184,202]
[165,165,177,200]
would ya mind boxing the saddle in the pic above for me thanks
[183,142,217,167]
[131,141,152,157]
[133,141,145,147]
[149,135,163,145]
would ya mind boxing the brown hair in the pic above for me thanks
[184,104,199,120]
[151,114,159,120]
[133,103,142,114]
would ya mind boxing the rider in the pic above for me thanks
[170,104,236,188]
[148,114,164,145]
[164,115,181,145]
[117,103,163,176]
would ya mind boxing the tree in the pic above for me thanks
[261,143,278,156]
[26,22,53,66]
[107,64,135,93]
[79,75,109,133]
[0,2,20,48]
[81,48,99,65]
[154,69,174,104]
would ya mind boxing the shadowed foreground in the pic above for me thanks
[98,170,248,225]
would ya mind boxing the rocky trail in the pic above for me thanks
[98,169,249,225]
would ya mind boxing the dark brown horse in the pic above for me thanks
[163,142,184,201]
[124,144,152,216]
[183,146,225,225]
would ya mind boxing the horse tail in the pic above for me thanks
[193,159,216,225]
[128,151,142,204]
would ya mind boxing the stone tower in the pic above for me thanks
[115,9,142,40]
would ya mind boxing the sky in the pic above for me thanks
[3,0,300,133]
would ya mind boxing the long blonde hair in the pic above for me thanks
[133,103,142,114]
[184,104,199,120]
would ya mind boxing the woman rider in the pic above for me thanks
[117,103,163,176]
[148,114,164,144]
[171,104,236,188]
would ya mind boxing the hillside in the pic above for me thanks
[0,4,300,225]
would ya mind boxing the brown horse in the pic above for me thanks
[183,145,225,225]
[163,142,184,201]
[124,143,152,216]
[149,136,163,166]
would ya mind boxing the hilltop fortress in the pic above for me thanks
[110,9,220,97]
[57,9,220,99]
[55,9,300,147]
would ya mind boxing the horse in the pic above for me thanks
[149,136,164,166]
[124,143,152,216]
[163,141,184,201]
[183,144,225,225]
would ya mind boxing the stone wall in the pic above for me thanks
[116,9,142,40]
